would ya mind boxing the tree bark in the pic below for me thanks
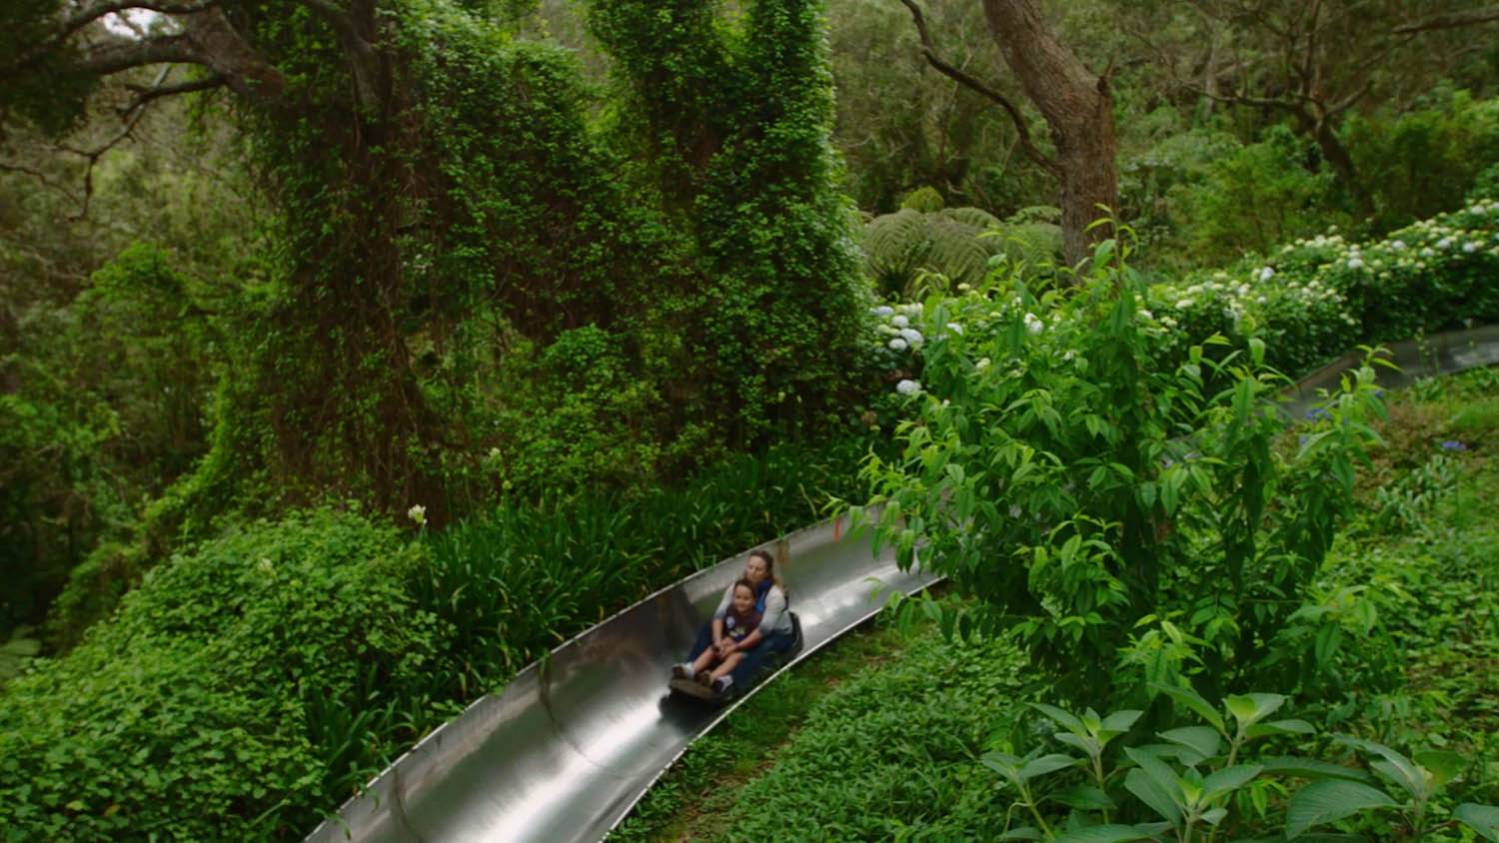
[982,0,1118,266]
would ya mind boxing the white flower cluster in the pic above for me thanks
[872,303,925,348]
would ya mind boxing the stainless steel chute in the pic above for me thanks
[305,514,938,843]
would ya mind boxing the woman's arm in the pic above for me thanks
[733,628,764,652]
[756,586,787,636]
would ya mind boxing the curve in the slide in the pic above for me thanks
[305,514,939,843]
[306,324,1499,843]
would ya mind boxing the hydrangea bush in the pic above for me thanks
[1152,198,1499,374]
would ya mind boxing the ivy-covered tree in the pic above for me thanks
[2,0,866,526]
[4,0,870,640]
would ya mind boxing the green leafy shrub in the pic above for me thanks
[0,243,219,640]
[1173,126,1344,263]
[1152,197,1499,376]
[0,510,438,840]
[855,238,1385,704]
[1346,88,1499,232]
[488,326,663,495]
[861,204,1061,298]
[983,688,1499,842]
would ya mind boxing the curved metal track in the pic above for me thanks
[306,515,939,843]
[306,324,1499,843]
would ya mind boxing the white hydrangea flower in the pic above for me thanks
[1008,505,1023,519]
[891,314,910,328]
[1464,241,1479,253]
[1258,266,1275,281]
[1437,237,1453,250]
[872,305,894,317]
[1421,247,1435,257]
[1023,312,1045,335]
[1390,240,1406,251]
[1347,257,1364,270]
[975,357,991,371]
[408,504,427,525]
[895,379,922,396]
[1137,309,1154,321]
[946,322,963,335]
[899,327,924,346]
[888,337,908,351]
[1175,298,1194,310]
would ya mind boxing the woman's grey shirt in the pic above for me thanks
[712,583,793,636]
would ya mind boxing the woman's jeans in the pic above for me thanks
[687,621,796,687]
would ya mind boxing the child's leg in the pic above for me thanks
[710,651,744,680]
[690,648,719,675]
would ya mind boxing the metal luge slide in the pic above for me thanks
[305,514,940,843]
[306,324,1499,843]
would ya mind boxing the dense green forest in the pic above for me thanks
[2,0,1498,839]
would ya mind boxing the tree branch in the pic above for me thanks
[1394,6,1499,34]
[120,74,227,117]
[298,0,381,108]
[898,0,1060,177]
[71,33,203,76]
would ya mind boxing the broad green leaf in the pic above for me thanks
[1225,693,1286,730]
[1051,784,1116,811]
[981,750,1023,781]
[1031,702,1086,735]
[1125,767,1182,828]
[1200,806,1228,826]
[1158,726,1221,760]
[1020,753,1081,781]
[1284,779,1397,839]
[1101,709,1144,737]
[1057,732,1101,756]
[1149,683,1225,733]
[1137,741,1206,768]
[1259,756,1373,782]
[1413,750,1465,788]
[1203,764,1262,800]
[998,828,1043,841]
[1339,737,1425,800]
[1054,826,1159,843]
[1246,719,1316,740]
[1454,803,1499,842]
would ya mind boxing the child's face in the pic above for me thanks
[732,585,755,614]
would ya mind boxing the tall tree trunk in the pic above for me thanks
[1300,111,1372,217]
[982,0,1119,266]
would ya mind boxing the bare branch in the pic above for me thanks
[3,1,216,74]
[1394,6,1499,34]
[71,33,203,76]
[120,74,227,117]
[0,160,81,204]
[898,0,1060,177]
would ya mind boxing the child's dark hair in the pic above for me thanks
[732,577,756,595]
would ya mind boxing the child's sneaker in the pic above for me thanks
[670,662,692,680]
[695,670,713,686]
[712,675,734,696]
